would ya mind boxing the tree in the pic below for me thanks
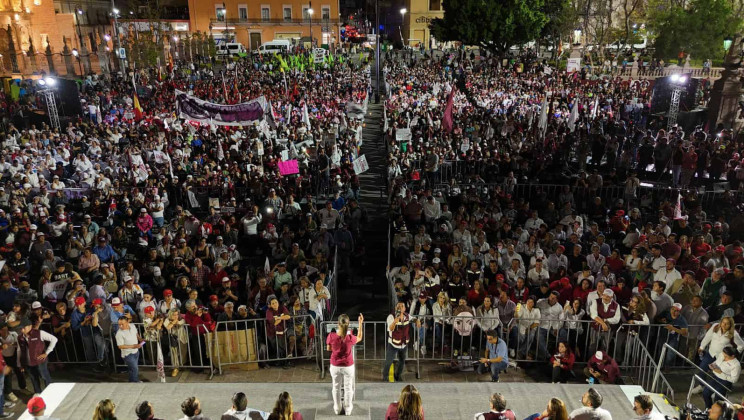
[429,0,548,56]
[539,0,577,58]
[648,0,741,60]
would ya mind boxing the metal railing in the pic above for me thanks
[41,323,110,366]
[318,320,421,380]
[214,315,316,374]
[109,322,216,379]
[654,342,734,395]
[687,374,733,408]
[623,332,675,402]
[328,245,339,320]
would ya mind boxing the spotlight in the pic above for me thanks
[44,77,56,86]
[670,74,680,83]
[37,79,46,86]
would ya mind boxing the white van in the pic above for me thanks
[254,40,292,55]
[216,42,247,58]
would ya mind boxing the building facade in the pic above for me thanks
[187,0,341,50]
[401,0,442,50]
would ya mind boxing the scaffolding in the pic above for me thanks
[39,88,60,131]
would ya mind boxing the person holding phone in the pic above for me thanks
[115,316,144,383]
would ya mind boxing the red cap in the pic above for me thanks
[496,274,505,280]
[27,396,45,414]
[716,245,726,252]
[144,306,155,314]
[163,289,173,296]
[209,294,219,302]
[74,296,86,306]
[92,298,103,306]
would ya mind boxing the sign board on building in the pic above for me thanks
[117,48,126,59]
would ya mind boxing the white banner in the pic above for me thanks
[567,58,582,73]
[353,155,369,175]
[42,279,67,301]
[396,128,412,141]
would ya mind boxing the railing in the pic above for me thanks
[109,322,216,379]
[318,320,420,380]
[327,245,339,321]
[213,315,316,374]
[687,374,733,408]
[654,342,733,396]
[42,323,110,366]
[623,333,675,402]
[211,17,341,25]
[387,222,394,313]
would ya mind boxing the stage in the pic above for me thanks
[20,382,644,419]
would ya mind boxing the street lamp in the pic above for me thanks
[400,8,408,60]
[75,8,85,53]
[72,48,83,76]
[111,6,126,78]
[308,6,314,49]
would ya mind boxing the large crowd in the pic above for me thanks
[383,52,744,408]
[0,50,371,408]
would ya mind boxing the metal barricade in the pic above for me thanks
[327,245,339,320]
[42,322,111,366]
[687,374,733,408]
[109,322,215,379]
[623,333,675,402]
[214,315,317,374]
[319,320,420,380]
[654,342,732,395]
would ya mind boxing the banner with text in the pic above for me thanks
[175,90,268,126]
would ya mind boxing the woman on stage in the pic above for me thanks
[326,313,364,416]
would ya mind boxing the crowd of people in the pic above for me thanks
[0,49,372,397]
[383,51,744,406]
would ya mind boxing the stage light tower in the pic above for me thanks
[668,73,688,131]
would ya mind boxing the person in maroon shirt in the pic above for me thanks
[549,341,575,383]
[385,384,424,420]
[326,313,364,415]
[266,296,291,369]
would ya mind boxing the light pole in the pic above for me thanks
[308,5,314,49]
[667,73,688,131]
[400,8,407,61]
[72,48,82,76]
[111,5,125,77]
[75,7,84,51]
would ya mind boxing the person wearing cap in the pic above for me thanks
[26,395,56,420]
[115,314,144,382]
[159,289,182,315]
[92,236,119,264]
[655,302,689,366]
[29,231,53,264]
[119,274,144,309]
[410,291,432,357]
[701,268,728,311]
[271,262,293,291]
[703,346,742,408]
[589,288,620,351]
[584,349,619,384]
[18,313,57,393]
[109,297,138,333]
[706,245,733,271]
[71,296,108,371]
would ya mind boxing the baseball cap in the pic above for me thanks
[432,257,441,264]
[434,248,441,253]
[111,297,122,306]
[27,396,45,415]
[163,289,173,296]
[418,291,428,299]
[672,303,683,311]
[209,295,219,302]
[92,298,103,306]
[222,277,231,283]
[144,306,155,314]
[595,351,603,360]
[74,296,86,306]
[31,301,42,309]
[602,289,614,297]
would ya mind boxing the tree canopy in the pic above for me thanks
[429,0,548,55]
[648,0,741,59]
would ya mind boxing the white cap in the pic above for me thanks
[595,351,603,361]
[31,301,42,309]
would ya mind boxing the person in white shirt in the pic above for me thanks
[590,289,620,350]
[703,346,741,408]
[527,259,550,287]
[655,259,682,290]
[221,391,269,420]
[516,296,540,359]
[568,388,613,420]
[115,316,144,383]
[692,316,744,394]
[536,292,563,360]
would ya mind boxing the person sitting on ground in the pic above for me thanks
[583,351,619,384]
[135,400,165,420]
[221,391,269,420]
[92,399,117,420]
[474,329,508,383]
[267,391,302,420]
[474,392,516,420]
[568,388,612,420]
[524,398,569,420]
[27,396,59,420]
[549,341,575,384]
[180,397,211,420]
[386,384,424,420]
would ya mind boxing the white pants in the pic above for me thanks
[330,364,355,411]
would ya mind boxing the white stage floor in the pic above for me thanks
[20,382,644,419]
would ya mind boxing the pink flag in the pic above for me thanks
[443,88,455,133]
[674,192,683,220]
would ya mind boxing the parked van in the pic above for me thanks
[216,42,247,58]
[254,40,292,55]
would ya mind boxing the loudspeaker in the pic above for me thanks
[54,78,83,117]
[650,75,699,115]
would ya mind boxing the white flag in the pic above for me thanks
[303,103,311,130]
[156,342,166,383]
[568,100,579,132]
[538,93,549,134]
[264,257,271,277]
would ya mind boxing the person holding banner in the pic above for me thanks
[326,313,363,416]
